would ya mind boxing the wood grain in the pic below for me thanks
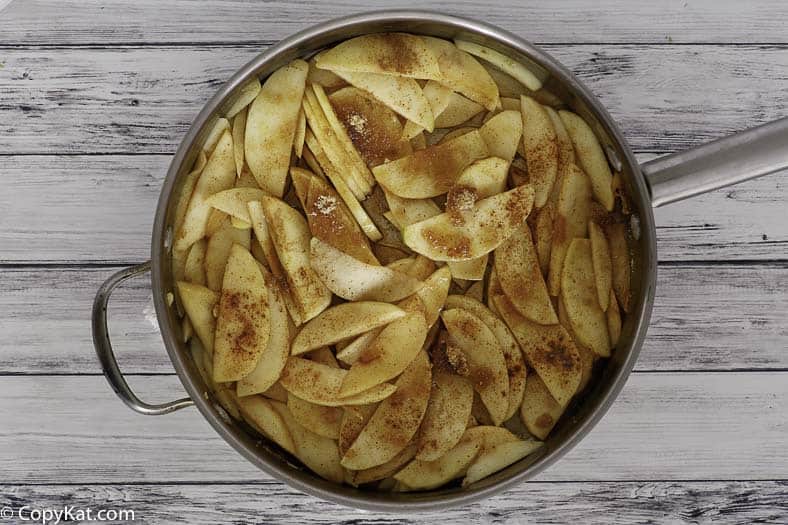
[1,482,786,524]
[2,0,787,45]
[0,373,785,483]
[1,45,786,155]
[1,263,786,375]
[1,155,785,264]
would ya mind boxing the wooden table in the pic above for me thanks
[1,1,786,523]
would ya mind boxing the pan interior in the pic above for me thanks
[150,11,657,511]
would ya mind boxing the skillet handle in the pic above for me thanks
[642,116,788,207]
[92,261,194,415]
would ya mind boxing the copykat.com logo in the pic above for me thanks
[1,505,136,524]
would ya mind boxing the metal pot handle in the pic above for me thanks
[641,116,788,207]
[92,261,194,415]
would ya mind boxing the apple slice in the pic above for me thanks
[279,357,397,407]
[447,257,488,281]
[495,225,557,325]
[174,130,236,251]
[341,350,431,470]
[487,266,503,314]
[441,309,509,425]
[202,117,231,156]
[519,373,564,440]
[393,427,481,490]
[402,184,535,262]
[204,215,251,291]
[212,245,271,382]
[462,439,542,487]
[547,163,592,296]
[433,92,484,128]
[315,33,441,80]
[561,239,611,357]
[455,40,546,92]
[445,295,526,422]
[389,255,437,281]
[237,395,296,455]
[384,190,441,228]
[607,221,632,313]
[559,110,615,211]
[531,202,555,276]
[329,86,411,167]
[291,301,406,356]
[479,110,523,162]
[338,403,377,458]
[205,188,267,224]
[334,70,434,131]
[453,156,509,198]
[232,109,247,177]
[416,371,474,461]
[402,80,453,139]
[287,392,342,439]
[545,106,575,191]
[421,36,500,111]
[372,129,489,198]
[494,294,581,407]
[236,266,292,397]
[309,238,423,302]
[176,281,218,355]
[183,239,207,286]
[521,95,558,208]
[589,221,613,311]
[225,77,262,119]
[607,288,622,347]
[245,59,307,197]
[290,167,378,265]
[307,55,346,89]
[270,401,344,483]
[261,195,331,322]
[348,442,418,486]
[293,107,306,158]
[335,328,382,366]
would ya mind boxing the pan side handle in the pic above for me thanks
[641,117,788,208]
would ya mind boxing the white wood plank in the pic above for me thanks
[1,482,786,523]
[1,155,785,264]
[0,45,785,155]
[0,373,784,483]
[2,0,787,45]
[1,263,786,375]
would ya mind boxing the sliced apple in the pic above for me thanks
[204,215,251,291]
[531,202,555,276]
[434,92,484,128]
[607,221,632,313]
[232,108,247,177]
[416,371,474,461]
[329,86,411,167]
[338,403,377,458]
[455,40,545,91]
[402,80,453,139]
[310,238,423,302]
[237,395,296,455]
[372,129,488,198]
[559,110,615,211]
[393,428,481,490]
[279,357,397,407]
[334,70,434,131]
[562,238,611,357]
[348,442,418,486]
[384,191,441,228]
[287,392,342,439]
[441,309,509,425]
[545,106,575,179]
[487,266,503,314]
[403,184,535,262]
[336,327,383,366]
[462,439,542,486]
[445,295,526,422]
[175,130,236,251]
[183,239,207,286]
[373,244,409,265]
[262,381,290,403]
[447,257,487,281]
[521,95,558,208]
[270,401,344,483]
[176,281,218,355]
[291,301,406,356]
[290,168,378,264]
[225,77,262,119]
[415,266,452,327]
[341,350,431,470]
[205,188,267,224]
[589,220,613,311]
[494,294,581,407]
[389,255,437,281]
[202,117,231,156]
[307,56,346,89]
[261,195,331,322]
[212,245,271,382]
[236,267,291,396]
[495,225,557,325]
[479,110,523,162]
[607,288,622,347]
[519,373,564,440]
[315,33,441,80]
[245,59,307,197]
[547,163,592,296]
[421,36,500,111]
[454,156,509,198]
